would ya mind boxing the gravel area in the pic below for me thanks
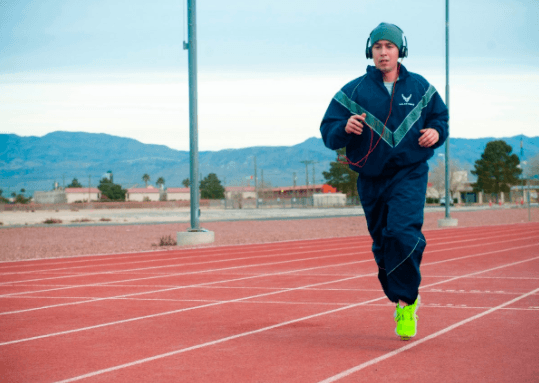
[1,207,537,262]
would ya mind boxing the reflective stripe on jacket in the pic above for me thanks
[320,64,449,177]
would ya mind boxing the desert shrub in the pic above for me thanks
[43,218,62,224]
[159,235,177,246]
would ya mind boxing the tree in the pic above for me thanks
[471,140,522,201]
[15,194,30,204]
[182,178,190,188]
[98,178,126,201]
[67,178,83,188]
[0,190,8,204]
[200,173,225,199]
[322,148,359,197]
[156,177,165,188]
[142,174,150,188]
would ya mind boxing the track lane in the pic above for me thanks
[47,251,539,382]
[1,223,538,382]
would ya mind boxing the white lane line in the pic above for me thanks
[0,257,370,316]
[0,270,372,347]
[0,244,372,286]
[1,226,533,277]
[52,254,539,383]
[0,237,373,276]
[0,233,364,267]
[0,236,370,273]
[2,221,537,269]
[1,241,537,316]
[0,225,533,276]
[0,236,535,297]
[8,295,538,312]
[0,249,369,300]
[50,295,390,383]
[317,286,539,383]
[3,247,537,347]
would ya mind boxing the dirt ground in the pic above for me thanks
[0,207,537,262]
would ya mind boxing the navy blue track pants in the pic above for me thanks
[357,162,429,305]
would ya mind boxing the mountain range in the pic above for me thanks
[1,132,538,197]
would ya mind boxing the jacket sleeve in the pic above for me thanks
[320,94,355,150]
[424,91,449,150]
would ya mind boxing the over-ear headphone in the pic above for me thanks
[365,26,408,59]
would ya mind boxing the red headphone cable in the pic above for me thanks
[338,61,402,168]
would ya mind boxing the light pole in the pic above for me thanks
[438,0,458,227]
[520,137,525,207]
[177,0,214,246]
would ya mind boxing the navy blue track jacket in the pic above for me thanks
[320,65,449,178]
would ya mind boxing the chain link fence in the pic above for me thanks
[218,196,361,210]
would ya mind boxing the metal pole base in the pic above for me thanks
[177,228,215,246]
[438,218,458,228]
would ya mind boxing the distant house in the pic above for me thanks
[225,184,338,200]
[313,193,346,207]
[65,188,101,203]
[125,186,163,202]
[225,186,256,200]
[33,189,67,204]
[166,187,190,201]
[269,184,337,198]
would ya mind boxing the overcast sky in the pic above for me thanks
[1,0,538,151]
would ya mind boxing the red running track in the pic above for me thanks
[1,222,538,382]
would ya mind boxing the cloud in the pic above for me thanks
[1,64,538,152]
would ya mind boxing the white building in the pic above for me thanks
[166,187,191,201]
[313,193,346,207]
[225,186,256,200]
[125,186,163,202]
[65,188,101,203]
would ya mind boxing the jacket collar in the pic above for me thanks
[366,64,409,82]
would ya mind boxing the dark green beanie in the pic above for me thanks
[370,23,403,50]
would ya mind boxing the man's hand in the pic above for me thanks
[419,128,439,148]
[345,113,367,135]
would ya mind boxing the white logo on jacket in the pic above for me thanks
[399,94,414,106]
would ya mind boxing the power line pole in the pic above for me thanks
[312,161,319,194]
[88,175,91,204]
[254,156,258,208]
[300,160,312,186]
[300,160,313,197]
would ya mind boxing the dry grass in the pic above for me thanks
[70,218,93,223]
[43,218,63,224]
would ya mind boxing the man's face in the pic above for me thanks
[372,40,399,74]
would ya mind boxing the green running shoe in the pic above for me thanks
[394,295,420,341]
